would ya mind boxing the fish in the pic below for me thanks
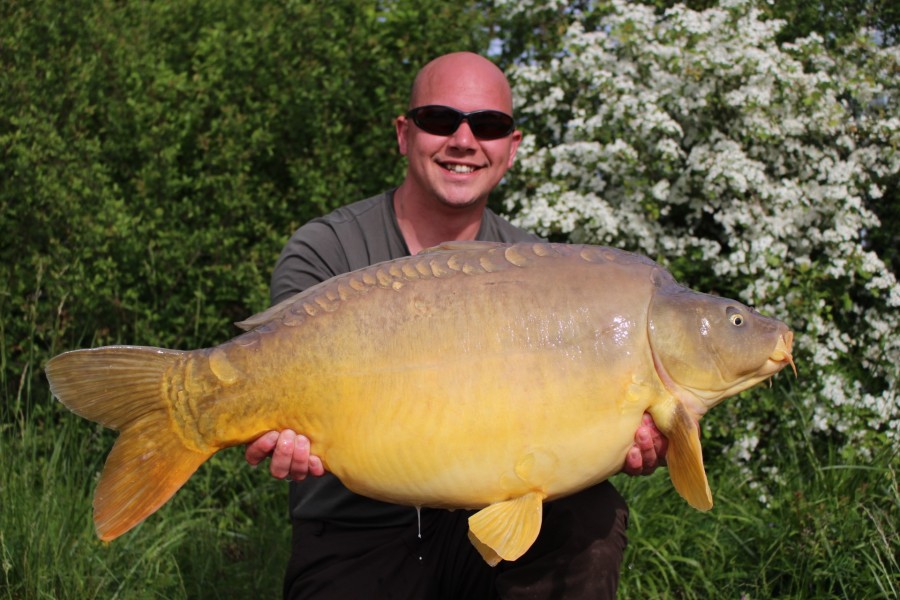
[45,241,795,565]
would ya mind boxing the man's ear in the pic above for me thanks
[395,115,410,156]
[507,129,523,168]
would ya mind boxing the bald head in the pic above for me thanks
[409,52,514,114]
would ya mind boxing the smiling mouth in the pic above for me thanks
[440,162,479,174]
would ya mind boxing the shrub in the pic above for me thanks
[500,0,900,485]
[0,0,490,397]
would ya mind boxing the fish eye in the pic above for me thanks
[727,307,745,327]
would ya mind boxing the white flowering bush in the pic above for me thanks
[501,0,900,472]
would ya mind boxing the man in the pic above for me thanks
[246,52,667,599]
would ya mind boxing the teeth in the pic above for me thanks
[445,164,475,174]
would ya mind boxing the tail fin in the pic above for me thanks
[45,346,214,541]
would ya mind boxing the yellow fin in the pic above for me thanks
[667,403,713,511]
[92,412,210,540]
[46,347,214,540]
[467,532,503,567]
[467,491,544,566]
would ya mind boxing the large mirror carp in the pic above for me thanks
[46,242,795,565]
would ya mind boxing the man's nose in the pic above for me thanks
[447,120,478,148]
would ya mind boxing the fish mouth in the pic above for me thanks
[768,331,797,377]
[659,329,798,409]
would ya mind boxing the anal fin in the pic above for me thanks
[467,491,544,566]
[667,403,713,511]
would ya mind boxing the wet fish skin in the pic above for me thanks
[45,242,795,565]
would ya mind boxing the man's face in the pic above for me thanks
[396,60,522,210]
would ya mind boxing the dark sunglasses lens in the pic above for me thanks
[468,111,514,140]
[413,107,461,136]
[411,106,514,139]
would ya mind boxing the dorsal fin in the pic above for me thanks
[234,292,306,331]
[419,241,505,254]
[238,243,512,331]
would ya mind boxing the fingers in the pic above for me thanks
[621,412,670,477]
[621,427,657,476]
[245,430,279,466]
[621,446,645,477]
[244,430,325,481]
[637,426,660,474]
[285,431,310,480]
[268,429,299,480]
[308,454,326,477]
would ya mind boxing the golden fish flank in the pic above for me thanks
[45,242,795,566]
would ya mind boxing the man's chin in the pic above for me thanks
[432,183,492,209]
[435,194,485,210]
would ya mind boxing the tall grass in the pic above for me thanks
[615,400,900,599]
[2,329,897,598]
[1,360,293,599]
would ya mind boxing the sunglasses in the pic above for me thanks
[405,105,516,140]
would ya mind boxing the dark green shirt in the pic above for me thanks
[271,189,539,526]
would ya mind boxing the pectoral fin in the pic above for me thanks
[666,403,713,511]
[467,491,544,566]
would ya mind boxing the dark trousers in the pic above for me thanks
[283,481,629,599]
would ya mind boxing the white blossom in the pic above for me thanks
[504,0,900,459]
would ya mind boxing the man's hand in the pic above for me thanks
[245,430,326,481]
[621,413,669,476]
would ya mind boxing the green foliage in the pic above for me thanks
[613,389,900,599]
[758,0,900,46]
[614,446,900,599]
[0,0,491,397]
[0,384,293,598]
